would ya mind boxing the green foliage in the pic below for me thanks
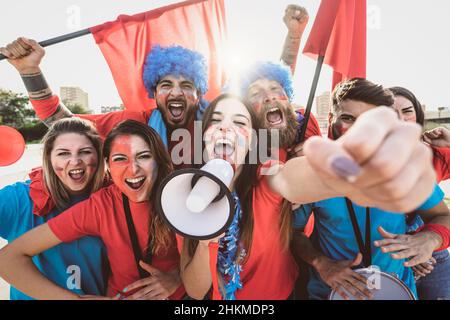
[62,101,91,114]
[0,89,38,128]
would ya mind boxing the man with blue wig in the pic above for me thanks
[1,39,208,155]
[237,5,322,157]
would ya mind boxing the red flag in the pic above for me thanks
[303,0,366,89]
[90,0,227,112]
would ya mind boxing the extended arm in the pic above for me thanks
[0,223,79,300]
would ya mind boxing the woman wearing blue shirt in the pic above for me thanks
[0,118,108,299]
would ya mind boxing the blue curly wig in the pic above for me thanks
[143,45,208,99]
[238,61,294,101]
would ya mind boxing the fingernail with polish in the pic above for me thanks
[123,287,128,293]
[330,155,361,182]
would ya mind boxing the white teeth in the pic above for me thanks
[169,103,183,107]
[216,138,232,146]
[268,107,279,113]
[69,169,84,174]
[126,177,145,184]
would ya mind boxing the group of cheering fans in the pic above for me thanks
[0,5,449,300]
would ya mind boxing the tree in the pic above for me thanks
[0,89,37,128]
[62,101,91,115]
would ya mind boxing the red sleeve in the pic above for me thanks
[30,95,60,120]
[77,110,150,139]
[432,146,450,183]
[47,192,104,243]
[30,95,151,139]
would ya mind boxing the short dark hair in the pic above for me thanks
[389,86,425,126]
[332,78,394,112]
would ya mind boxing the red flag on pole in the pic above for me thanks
[303,0,366,89]
[90,0,227,112]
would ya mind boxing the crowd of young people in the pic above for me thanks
[0,5,448,300]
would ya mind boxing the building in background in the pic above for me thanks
[315,91,331,135]
[60,87,89,111]
[100,104,124,114]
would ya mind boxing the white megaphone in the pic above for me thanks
[156,159,235,240]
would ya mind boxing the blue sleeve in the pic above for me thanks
[0,182,31,240]
[416,184,445,211]
[148,109,168,149]
[293,203,314,230]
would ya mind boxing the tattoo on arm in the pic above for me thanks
[42,104,73,128]
[21,72,53,100]
[280,35,302,74]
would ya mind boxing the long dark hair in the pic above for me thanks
[389,86,425,126]
[188,93,292,261]
[103,120,174,255]
[389,86,447,184]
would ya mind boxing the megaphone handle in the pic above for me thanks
[208,242,222,300]
[191,174,226,203]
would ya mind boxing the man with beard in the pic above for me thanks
[292,78,450,300]
[240,61,322,160]
[1,39,207,167]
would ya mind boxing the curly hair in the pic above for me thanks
[142,45,208,99]
[238,61,294,101]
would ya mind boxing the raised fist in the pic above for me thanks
[283,4,309,37]
[0,37,45,74]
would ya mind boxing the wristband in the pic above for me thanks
[415,224,450,252]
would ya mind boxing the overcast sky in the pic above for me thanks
[0,0,449,113]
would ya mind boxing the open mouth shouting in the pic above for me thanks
[68,168,86,182]
[125,176,147,190]
[213,138,235,159]
[168,100,186,122]
[265,107,285,127]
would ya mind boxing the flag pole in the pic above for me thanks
[298,55,324,142]
[0,28,92,61]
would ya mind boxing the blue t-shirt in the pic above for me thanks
[293,184,445,300]
[0,181,109,300]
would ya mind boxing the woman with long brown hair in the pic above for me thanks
[0,120,183,300]
[0,117,108,299]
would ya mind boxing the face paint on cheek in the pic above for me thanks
[276,94,288,101]
[108,135,133,191]
[331,121,349,140]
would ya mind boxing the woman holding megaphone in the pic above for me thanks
[180,93,441,300]
[0,120,184,300]
[0,118,108,299]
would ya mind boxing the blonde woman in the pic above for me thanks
[0,118,108,299]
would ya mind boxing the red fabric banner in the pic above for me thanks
[303,0,366,89]
[90,0,227,111]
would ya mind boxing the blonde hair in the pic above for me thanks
[41,117,105,210]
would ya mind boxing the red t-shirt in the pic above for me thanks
[432,146,450,183]
[234,166,299,299]
[47,184,184,299]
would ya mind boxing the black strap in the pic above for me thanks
[344,198,372,267]
[122,193,153,279]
